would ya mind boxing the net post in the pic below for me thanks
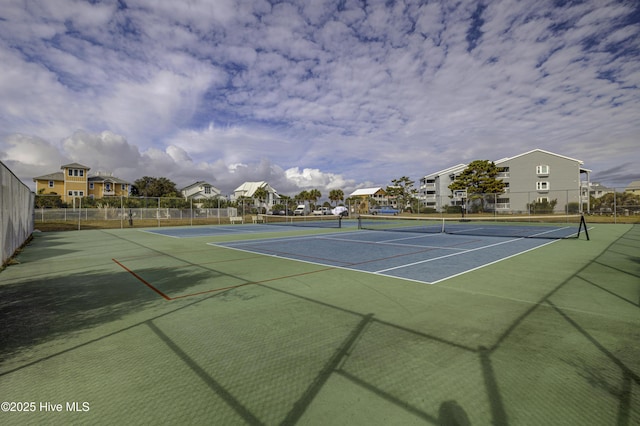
[338,216,342,229]
[578,214,590,240]
[357,216,362,230]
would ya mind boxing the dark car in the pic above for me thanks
[368,205,399,215]
[269,209,294,216]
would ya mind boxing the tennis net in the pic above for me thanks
[263,215,342,228]
[358,214,588,239]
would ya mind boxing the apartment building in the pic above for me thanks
[34,163,131,204]
[419,164,467,211]
[419,149,591,213]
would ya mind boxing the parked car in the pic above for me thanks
[312,207,332,215]
[269,209,293,216]
[293,204,309,216]
[332,206,348,217]
[369,205,399,215]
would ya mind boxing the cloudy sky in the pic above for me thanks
[1,0,639,198]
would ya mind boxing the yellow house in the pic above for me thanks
[348,187,388,213]
[34,163,131,203]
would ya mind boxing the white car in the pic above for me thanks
[312,207,332,215]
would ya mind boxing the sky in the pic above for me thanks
[1,0,639,199]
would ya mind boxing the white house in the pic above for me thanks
[232,181,280,212]
[181,181,222,202]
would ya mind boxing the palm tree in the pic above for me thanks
[308,189,321,209]
[279,195,292,213]
[253,185,269,213]
[296,190,310,205]
[329,189,344,206]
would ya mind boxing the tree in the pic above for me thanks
[253,185,269,213]
[234,196,253,215]
[308,189,321,208]
[296,190,309,204]
[592,191,640,215]
[279,195,292,210]
[527,198,558,214]
[35,189,63,208]
[133,176,179,198]
[448,160,506,212]
[385,176,417,212]
[329,189,344,206]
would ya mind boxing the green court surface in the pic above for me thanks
[0,223,638,425]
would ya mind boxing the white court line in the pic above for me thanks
[375,237,527,273]
[317,235,468,251]
[141,226,258,238]
[428,240,558,284]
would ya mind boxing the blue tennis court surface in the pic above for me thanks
[212,229,557,284]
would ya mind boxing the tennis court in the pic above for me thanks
[213,229,563,285]
[0,220,638,425]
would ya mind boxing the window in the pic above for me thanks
[536,165,549,175]
[121,184,127,191]
[68,169,73,176]
[496,197,510,209]
[105,183,112,191]
[68,191,73,196]
[536,197,549,203]
[536,181,549,191]
[89,182,94,189]
[48,181,54,188]
[497,167,510,178]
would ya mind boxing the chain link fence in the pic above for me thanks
[1,161,34,266]
[418,188,638,217]
[588,187,640,222]
[25,186,640,231]
[34,196,238,230]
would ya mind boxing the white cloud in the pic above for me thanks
[0,0,638,190]
[285,167,353,190]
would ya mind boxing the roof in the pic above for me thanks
[422,164,467,179]
[233,181,278,197]
[495,149,584,165]
[88,175,130,184]
[626,181,640,191]
[349,187,386,197]
[181,181,212,191]
[61,162,91,170]
[33,172,64,181]
[34,170,130,184]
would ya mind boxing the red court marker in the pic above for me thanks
[112,258,172,301]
